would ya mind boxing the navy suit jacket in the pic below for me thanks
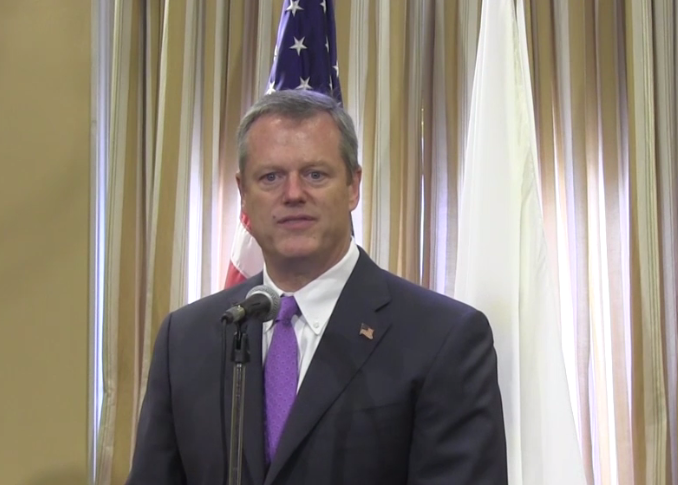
[126,249,508,484]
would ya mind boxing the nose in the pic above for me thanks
[282,172,306,203]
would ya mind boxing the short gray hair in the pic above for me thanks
[237,90,360,181]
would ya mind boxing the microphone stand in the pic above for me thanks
[220,314,250,485]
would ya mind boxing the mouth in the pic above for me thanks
[277,215,317,228]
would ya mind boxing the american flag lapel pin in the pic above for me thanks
[359,323,374,340]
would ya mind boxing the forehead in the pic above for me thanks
[249,113,338,144]
[245,112,342,165]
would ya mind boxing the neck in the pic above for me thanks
[266,238,351,292]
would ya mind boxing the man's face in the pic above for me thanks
[236,112,361,269]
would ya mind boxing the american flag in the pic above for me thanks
[224,0,343,288]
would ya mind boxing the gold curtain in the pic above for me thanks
[95,1,260,483]
[96,1,677,483]
[519,0,678,483]
[345,0,482,290]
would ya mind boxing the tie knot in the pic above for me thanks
[276,295,299,325]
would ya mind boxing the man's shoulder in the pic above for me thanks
[379,268,480,317]
[369,268,493,357]
[352,248,482,319]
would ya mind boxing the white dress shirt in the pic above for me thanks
[262,239,360,390]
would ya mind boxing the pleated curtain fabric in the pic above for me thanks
[96,1,678,483]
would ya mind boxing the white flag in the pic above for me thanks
[453,0,587,483]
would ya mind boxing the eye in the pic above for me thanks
[261,172,279,183]
[308,171,325,181]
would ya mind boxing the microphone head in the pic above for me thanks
[246,285,281,321]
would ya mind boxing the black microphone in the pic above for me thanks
[222,285,280,324]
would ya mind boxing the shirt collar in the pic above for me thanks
[263,239,360,335]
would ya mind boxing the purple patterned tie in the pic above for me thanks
[264,295,299,462]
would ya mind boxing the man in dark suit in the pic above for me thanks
[126,90,508,485]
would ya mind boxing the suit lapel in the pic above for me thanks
[221,275,267,485]
[264,253,391,485]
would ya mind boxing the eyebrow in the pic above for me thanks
[301,160,334,170]
[254,160,334,173]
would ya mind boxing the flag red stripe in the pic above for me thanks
[224,210,262,288]
[224,260,248,288]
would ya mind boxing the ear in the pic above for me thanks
[348,167,362,211]
[235,172,246,211]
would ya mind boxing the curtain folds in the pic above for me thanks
[97,1,677,483]
[97,1,240,483]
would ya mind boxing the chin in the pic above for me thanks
[278,247,318,261]
[274,239,319,260]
